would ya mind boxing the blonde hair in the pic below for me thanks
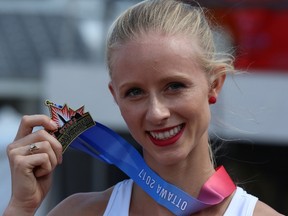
[106,0,235,167]
[106,0,235,82]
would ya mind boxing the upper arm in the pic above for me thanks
[253,200,284,216]
[48,187,114,216]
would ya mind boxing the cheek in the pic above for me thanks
[120,107,144,144]
[119,103,140,127]
[195,102,211,131]
[181,94,211,125]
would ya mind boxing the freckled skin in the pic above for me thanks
[109,33,213,168]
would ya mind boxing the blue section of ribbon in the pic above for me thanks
[70,122,209,215]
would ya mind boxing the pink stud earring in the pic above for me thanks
[209,96,217,104]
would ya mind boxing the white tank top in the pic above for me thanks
[103,179,258,216]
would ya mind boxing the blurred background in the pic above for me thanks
[0,0,287,215]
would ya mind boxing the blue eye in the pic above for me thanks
[167,82,185,90]
[125,88,143,97]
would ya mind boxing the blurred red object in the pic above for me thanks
[212,8,288,72]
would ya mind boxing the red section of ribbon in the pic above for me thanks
[198,166,236,204]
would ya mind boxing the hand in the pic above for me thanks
[4,115,62,216]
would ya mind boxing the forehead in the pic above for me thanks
[110,32,202,74]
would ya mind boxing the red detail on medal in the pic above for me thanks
[48,103,85,127]
[45,100,95,153]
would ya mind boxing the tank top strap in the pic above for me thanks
[224,186,258,216]
[103,179,133,216]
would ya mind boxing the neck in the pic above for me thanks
[145,137,215,197]
[130,138,217,215]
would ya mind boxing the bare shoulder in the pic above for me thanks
[48,186,114,216]
[253,200,284,216]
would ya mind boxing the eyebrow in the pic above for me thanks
[118,73,192,90]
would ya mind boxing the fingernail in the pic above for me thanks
[59,155,63,164]
[50,120,58,128]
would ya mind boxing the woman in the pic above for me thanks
[4,0,282,215]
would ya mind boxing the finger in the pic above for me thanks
[32,141,59,169]
[8,153,54,209]
[9,141,59,169]
[15,115,58,141]
[30,153,53,178]
[8,130,63,164]
[13,153,54,178]
[31,131,63,164]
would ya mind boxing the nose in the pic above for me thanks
[145,96,170,124]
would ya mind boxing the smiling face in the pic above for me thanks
[109,33,218,165]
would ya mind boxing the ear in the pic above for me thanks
[108,81,118,105]
[208,72,226,99]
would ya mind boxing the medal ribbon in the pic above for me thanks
[69,122,236,215]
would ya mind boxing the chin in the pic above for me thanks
[152,150,189,167]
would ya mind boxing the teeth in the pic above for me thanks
[150,125,182,140]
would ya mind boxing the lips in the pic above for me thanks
[148,124,185,147]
